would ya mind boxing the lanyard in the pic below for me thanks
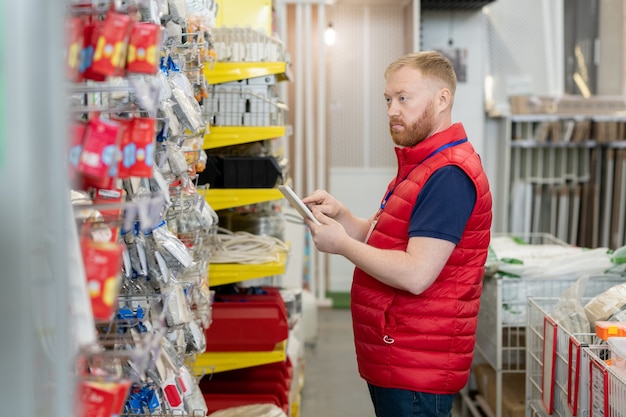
[380,138,468,210]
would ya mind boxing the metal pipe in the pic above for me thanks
[363,6,372,167]
[303,4,320,301]
[413,0,421,51]
[304,4,315,196]
[295,5,305,196]
[316,4,329,304]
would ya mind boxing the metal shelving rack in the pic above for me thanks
[189,32,302,415]
[499,98,626,250]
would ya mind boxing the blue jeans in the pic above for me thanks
[367,383,456,417]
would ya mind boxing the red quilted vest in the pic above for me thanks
[350,123,492,394]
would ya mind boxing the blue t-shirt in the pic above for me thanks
[408,166,476,244]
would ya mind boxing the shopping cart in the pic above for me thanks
[584,345,626,417]
[526,297,626,417]
[474,273,623,417]
[527,297,595,417]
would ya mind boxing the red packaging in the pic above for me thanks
[112,117,132,179]
[118,117,156,178]
[68,121,87,184]
[81,238,123,321]
[126,22,162,74]
[76,381,117,417]
[111,380,132,415]
[81,22,106,82]
[65,16,85,81]
[92,11,132,76]
[163,383,183,408]
[75,380,131,417]
[78,118,121,187]
[81,174,117,192]
[128,117,156,177]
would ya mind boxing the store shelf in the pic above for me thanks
[208,250,287,286]
[510,139,597,148]
[203,126,286,149]
[204,62,288,85]
[190,340,287,375]
[198,187,284,211]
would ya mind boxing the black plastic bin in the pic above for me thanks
[197,155,283,188]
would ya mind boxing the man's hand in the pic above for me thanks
[304,208,350,255]
[302,189,346,219]
[302,190,371,241]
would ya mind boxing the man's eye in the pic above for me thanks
[385,97,391,104]
[399,96,407,102]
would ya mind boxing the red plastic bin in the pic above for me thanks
[204,291,289,352]
[202,375,290,415]
[202,380,289,404]
[203,393,289,415]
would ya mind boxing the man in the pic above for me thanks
[302,50,492,417]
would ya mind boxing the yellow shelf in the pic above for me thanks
[190,340,287,375]
[203,126,286,149]
[204,62,288,85]
[199,187,284,211]
[208,250,288,286]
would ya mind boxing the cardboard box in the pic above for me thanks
[584,282,626,324]
[473,364,526,417]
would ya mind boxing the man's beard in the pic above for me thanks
[390,101,435,147]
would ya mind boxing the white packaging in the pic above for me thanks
[215,114,243,126]
[243,113,270,127]
[214,42,231,61]
[219,97,245,115]
[163,285,192,326]
[608,337,626,378]
[231,43,246,61]
[245,42,263,62]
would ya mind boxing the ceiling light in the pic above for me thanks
[324,23,336,46]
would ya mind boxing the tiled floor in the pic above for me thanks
[299,307,463,417]
[299,307,376,417]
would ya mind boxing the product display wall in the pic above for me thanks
[63,1,299,416]
[66,1,216,415]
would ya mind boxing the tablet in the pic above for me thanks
[278,185,321,226]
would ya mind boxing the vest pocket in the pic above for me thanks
[382,294,397,344]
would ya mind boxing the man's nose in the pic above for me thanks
[387,101,399,118]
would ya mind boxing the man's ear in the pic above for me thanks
[437,87,452,111]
